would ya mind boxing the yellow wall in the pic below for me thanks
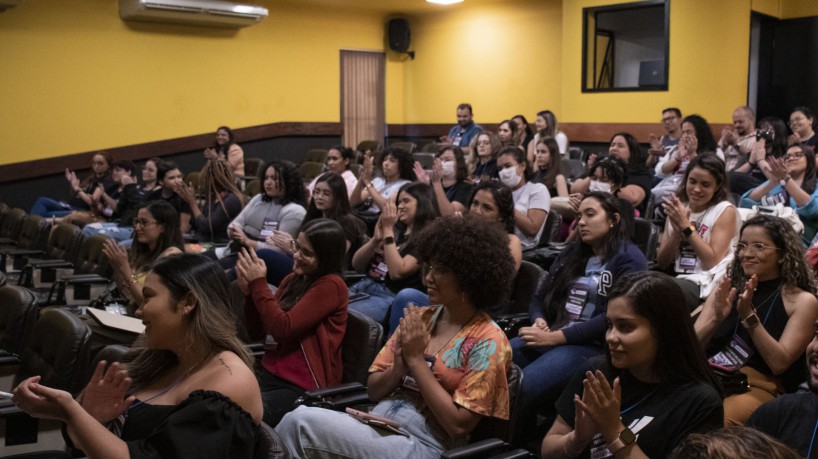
[781,0,818,19]
[561,0,751,124]
[397,0,563,125]
[0,1,395,165]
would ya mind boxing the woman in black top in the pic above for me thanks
[694,215,818,425]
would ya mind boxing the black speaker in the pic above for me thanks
[388,18,410,53]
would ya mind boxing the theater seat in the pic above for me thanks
[0,286,39,366]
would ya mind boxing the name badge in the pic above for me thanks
[565,281,589,322]
[260,218,279,238]
[709,334,753,371]
[401,354,436,392]
[678,242,698,271]
[589,432,613,459]
[367,249,388,281]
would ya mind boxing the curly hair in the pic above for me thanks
[590,156,627,189]
[381,147,416,181]
[415,214,515,311]
[728,215,817,294]
[682,115,718,154]
[670,426,801,459]
[260,161,306,207]
[468,181,516,234]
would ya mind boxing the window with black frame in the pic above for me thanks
[582,0,669,92]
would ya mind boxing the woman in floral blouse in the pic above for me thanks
[276,215,517,458]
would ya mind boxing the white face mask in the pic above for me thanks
[499,166,522,188]
[440,160,456,178]
[589,180,612,193]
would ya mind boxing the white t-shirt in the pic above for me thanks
[307,170,358,199]
[364,177,410,213]
[512,181,552,249]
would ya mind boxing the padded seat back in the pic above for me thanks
[299,162,323,183]
[15,308,92,393]
[85,344,130,383]
[0,208,27,241]
[389,141,417,154]
[73,234,113,277]
[15,215,51,251]
[563,159,586,183]
[633,218,659,263]
[356,140,380,158]
[254,421,292,459]
[540,211,562,245]
[469,363,523,443]
[46,223,83,263]
[0,202,10,230]
[504,261,545,316]
[0,285,39,356]
[305,149,328,164]
[244,157,265,178]
[342,309,383,385]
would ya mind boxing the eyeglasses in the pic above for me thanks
[734,242,777,254]
[133,218,157,228]
[784,152,805,161]
[290,240,315,259]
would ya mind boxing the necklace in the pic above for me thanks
[124,372,188,420]
[425,307,478,358]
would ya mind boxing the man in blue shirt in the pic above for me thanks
[445,103,482,147]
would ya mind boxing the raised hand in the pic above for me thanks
[736,274,758,319]
[711,276,737,321]
[81,361,135,423]
[413,162,430,185]
[575,371,622,432]
[399,305,429,364]
[236,248,267,284]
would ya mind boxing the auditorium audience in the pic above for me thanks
[236,219,348,427]
[648,107,683,177]
[468,131,502,182]
[13,253,263,458]
[276,214,515,459]
[58,160,137,228]
[497,146,551,249]
[670,426,802,459]
[306,145,358,200]
[527,110,568,162]
[541,271,723,459]
[203,126,245,177]
[31,151,114,218]
[151,161,192,233]
[694,215,818,426]
[412,145,472,215]
[348,182,439,324]
[788,106,818,149]
[530,137,568,198]
[730,116,789,194]
[512,192,646,422]
[177,159,246,242]
[656,154,739,309]
[513,114,535,151]
[718,106,757,172]
[350,147,415,229]
[498,119,519,147]
[741,143,818,245]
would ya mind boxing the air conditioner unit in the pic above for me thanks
[0,0,24,13]
[119,0,268,29]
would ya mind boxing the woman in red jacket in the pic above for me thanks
[236,218,348,426]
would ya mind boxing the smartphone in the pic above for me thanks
[345,407,401,429]
[348,292,371,303]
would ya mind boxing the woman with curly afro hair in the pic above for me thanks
[277,214,516,459]
[694,214,818,425]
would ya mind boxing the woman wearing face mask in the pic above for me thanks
[511,193,647,431]
[656,154,740,309]
[573,133,652,214]
[541,271,722,459]
[741,144,818,245]
[236,219,348,427]
[203,126,244,177]
[413,146,472,215]
[496,146,551,249]
[467,131,502,182]
[694,215,818,426]
[348,182,441,324]
[306,145,358,200]
[787,106,818,149]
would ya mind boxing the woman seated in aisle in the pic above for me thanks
[348,182,440,325]
[467,131,502,182]
[741,143,818,245]
[527,110,569,162]
[13,253,262,458]
[788,106,818,149]
[218,161,306,280]
[656,154,740,310]
[276,214,516,459]
[236,218,348,427]
[306,145,358,200]
[177,159,247,242]
[203,125,245,177]
[412,145,473,215]
[730,117,789,194]
[386,180,523,335]
[103,200,185,312]
[496,146,551,250]
[512,192,646,421]
[253,172,366,286]
[541,271,723,459]
[694,215,817,426]
[350,147,415,232]
[573,133,652,214]
[31,151,114,218]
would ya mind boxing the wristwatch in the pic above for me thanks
[608,427,636,454]
[384,236,395,245]
[780,176,792,187]
[682,225,695,238]
[741,312,761,330]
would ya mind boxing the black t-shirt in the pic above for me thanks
[443,181,473,207]
[383,232,424,294]
[555,357,723,459]
[473,158,499,182]
[152,191,193,216]
[748,391,818,458]
[624,167,653,214]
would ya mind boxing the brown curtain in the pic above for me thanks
[340,50,385,151]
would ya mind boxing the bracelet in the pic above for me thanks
[129,273,140,286]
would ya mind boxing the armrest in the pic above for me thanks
[322,391,372,410]
[303,382,365,399]
[29,259,74,269]
[293,382,369,409]
[343,271,366,286]
[489,449,535,459]
[441,438,509,459]
[0,238,17,246]
[62,274,110,283]
[247,342,264,359]
[1,249,45,257]
[0,349,20,366]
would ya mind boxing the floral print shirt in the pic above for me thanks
[369,306,512,420]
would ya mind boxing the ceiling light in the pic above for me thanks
[426,0,464,5]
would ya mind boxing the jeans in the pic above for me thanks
[347,278,397,325]
[387,288,430,337]
[226,248,293,286]
[510,337,602,407]
[82,223,134,243]
[30,197,73,218]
